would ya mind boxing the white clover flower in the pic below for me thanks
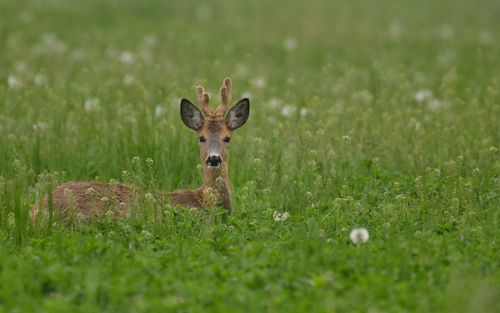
[8,75,22,89]
[281,105,296,117]
[414,89,432,102]
[101,196,109,203]
[120,51,135,64]
[350,227,369,244]
[33,122,46,132]
[34,73,48,86]
[144,192,155,202]
[427,98,443,111]
[273,211,290,221]
[70,48,86,61]
[86,187,96,195]
[15,61,27,72]
[155,105,166,117]
[252,76,266,88]
[141,230,152,239]
[143,34,157,46]
[283,37,297,51]
[342,135,351,144]
[123,74,135,86]
[84,98,100,112]
[241,91,253,99]
[300,108,309,117]
[268,97,282,108]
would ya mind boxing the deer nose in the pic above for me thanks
[206,155,222,168]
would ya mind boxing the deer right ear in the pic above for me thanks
[180,98,204,130]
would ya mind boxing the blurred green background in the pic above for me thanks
[0,0,499,312]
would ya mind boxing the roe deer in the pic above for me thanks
[32,78,249,223]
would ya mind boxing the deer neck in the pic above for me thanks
[202,163,229,190]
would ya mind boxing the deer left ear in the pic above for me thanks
[226,98,250,130]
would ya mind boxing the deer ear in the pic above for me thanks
[226,98,250,130]
[180,98,204,130]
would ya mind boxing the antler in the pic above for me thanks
[216,77,232,115]
[197,85,212,116]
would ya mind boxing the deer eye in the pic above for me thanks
[199,136,206,142]
[223,137,231,143]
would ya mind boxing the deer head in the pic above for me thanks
[180,78,250,173]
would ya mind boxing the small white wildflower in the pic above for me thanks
[155,105,166,117]
[34,73,48,86]
[131,156,141,165]
[281,105,296,117]
[120,51,135,64]
[63,188,73,197]
[86,187,96,195]
[300,108,309,117]
[42,33,67,53]
[358,90,373,103]
[144,192,155,202]
[84,98,100,112]
[283,37,297,51]
[252,76,266,88]
[123,74,135,86]
[414,89,432,102]
[70,48,86,61]
[104,210,114,219]
[273,211,290,221]
[15,61,27,72]
[8,75,22,89]
[101,196,109,203]
[146,158,153,166]
[268,98,282,108]
[7,212,15,228]
[350,227,369,244]
[427,98,443,110]
[342,135,351,144]
[143,34,157,46]
[33,122,47,132]
[241,91,253,99]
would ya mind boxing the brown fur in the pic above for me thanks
[32,78,248,225]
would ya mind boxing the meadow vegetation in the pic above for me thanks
[0,0,499,312]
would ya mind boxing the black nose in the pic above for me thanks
[206,155,222,167]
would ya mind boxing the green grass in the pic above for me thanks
[0,0,499,312]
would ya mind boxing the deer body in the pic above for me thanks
[32,78,249,223]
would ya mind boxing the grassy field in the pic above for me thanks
[0,0,499,312]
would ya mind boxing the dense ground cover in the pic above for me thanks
[0,0,499,312]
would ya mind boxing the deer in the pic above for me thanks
[32,78,250,224]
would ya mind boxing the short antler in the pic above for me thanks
[216,77,232,115]
[197,85,212,116]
